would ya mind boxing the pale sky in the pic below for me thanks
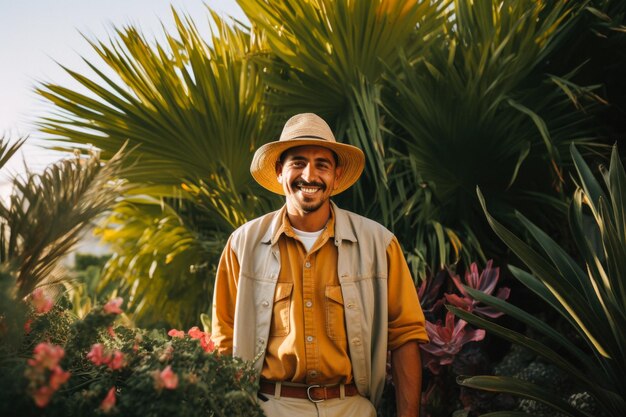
[0,0,246,196]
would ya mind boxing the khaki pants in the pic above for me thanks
[259,393,376,417]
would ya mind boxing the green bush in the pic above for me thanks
[0,282,263,417]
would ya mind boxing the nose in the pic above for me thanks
[301,163,317,182]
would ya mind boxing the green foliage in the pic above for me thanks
[382,0,605,274]
[94,197,213,328]
[74,253,110,271]
[0,137,127,299]
[453,144,626,416]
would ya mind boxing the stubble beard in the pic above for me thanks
[291,180,327,214]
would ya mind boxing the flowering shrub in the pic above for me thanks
[0,287,264,417]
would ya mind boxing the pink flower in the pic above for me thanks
[24,319,33,334]
[158,344,174,362]
[420,312,486,374]
[187,326,204,339]
[48,366,71,390]
[87,344,109,366]
[168,329,185,338]
[107,351,126,370]
[186,326,215,352]
[107,326,117,339]
[100,387,116,413]
[444,260,510,318]
[32,386,54,408]
[25,343,71,408]
[200,334,215,353]
[103,297,123,315]
[31,288,54,314]
[154,365,179,390]
[28,343,65,369]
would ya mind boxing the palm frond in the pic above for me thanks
[0,146,128,298]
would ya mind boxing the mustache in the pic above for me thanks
[293,180,326,189]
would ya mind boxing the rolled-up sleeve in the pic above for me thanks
[211,236,240,355]
[386,236,429,351]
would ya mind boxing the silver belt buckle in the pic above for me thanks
[306,384,324,403]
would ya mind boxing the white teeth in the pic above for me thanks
[300,187,319,193]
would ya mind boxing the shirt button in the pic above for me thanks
[346,302,355,309]
[304,261,311,268]
[306,335,314,343]
[262,300,270,308]
[305,300,313,308]
[351,337,361,346]
[308,370,318,378]
[258,337,265,345]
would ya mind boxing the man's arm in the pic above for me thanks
[391,341,423,417]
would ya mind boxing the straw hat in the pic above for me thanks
[251,113,365,196]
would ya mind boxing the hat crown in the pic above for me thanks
[280,113,336,143]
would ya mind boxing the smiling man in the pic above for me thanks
[211,113,429,417]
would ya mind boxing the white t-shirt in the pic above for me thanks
[292,226,324,252]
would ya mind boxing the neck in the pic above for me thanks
[285,202,331,232]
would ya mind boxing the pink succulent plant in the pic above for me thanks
[420,311,486,374]
[444,260,510,318]
[418,269,447,318]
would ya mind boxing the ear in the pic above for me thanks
[333,166,343,190]
[275,161,284,182]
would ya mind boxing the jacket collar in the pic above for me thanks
[261,201,357,245]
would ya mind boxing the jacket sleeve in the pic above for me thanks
[386,236,429,351]
[210,236,240,355]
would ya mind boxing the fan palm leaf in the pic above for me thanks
[38,9,271,193]
[382,0,603,272]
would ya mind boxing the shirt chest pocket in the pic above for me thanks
[270,282,293,337]
[325,285,347,341]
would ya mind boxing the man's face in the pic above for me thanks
[276,145,342,215]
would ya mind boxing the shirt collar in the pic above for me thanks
[265,204,338,246]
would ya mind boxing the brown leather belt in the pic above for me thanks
[259,380,359,402]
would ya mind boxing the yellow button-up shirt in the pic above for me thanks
[212,207,428,385]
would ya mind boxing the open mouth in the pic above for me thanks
[294,181,325,195]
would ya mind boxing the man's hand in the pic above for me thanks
[391,341,423,417]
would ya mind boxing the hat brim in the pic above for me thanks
[250,138,365,196]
